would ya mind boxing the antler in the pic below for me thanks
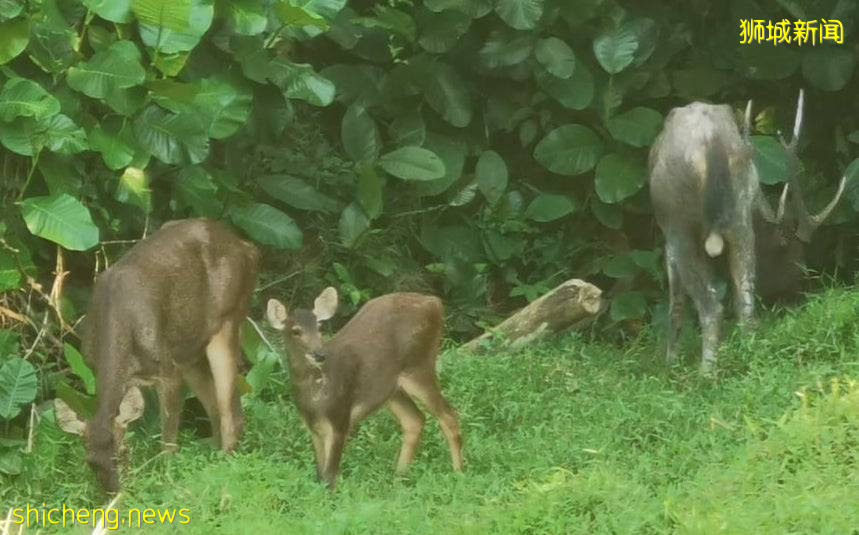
[776,89,845,241]
[743,99,753,141]
[747,97,788,225]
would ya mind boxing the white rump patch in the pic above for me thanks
[705,232,724,257]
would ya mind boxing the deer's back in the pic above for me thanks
[649,102,754,230]
[84,219,258,370]
[328,292,443,370]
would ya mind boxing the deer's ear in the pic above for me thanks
[266,299,288,330]
[313,287,339,322]
[54,398,87,436]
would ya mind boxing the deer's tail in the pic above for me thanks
[702,139,733,258]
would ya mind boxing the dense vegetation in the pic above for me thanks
[3,288,859,533]
[0,0,858,521]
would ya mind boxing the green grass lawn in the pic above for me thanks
[4,288,859,534]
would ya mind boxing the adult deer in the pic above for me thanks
[82,218,259,492]
[648,89,845,373]
[266,288,463,490]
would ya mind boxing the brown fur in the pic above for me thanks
[267,290,463,490]
[82,218,259,492]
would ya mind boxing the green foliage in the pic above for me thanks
[63,343,95,396]
[0,0,857,456]
[19,194,100,251]
[0,358,36,419]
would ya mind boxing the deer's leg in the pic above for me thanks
[319,422,347,491]
[310,431,325,481]
[727,225,757,329]
[306,417,330,482]
[205,320,243,452]
[87,372,129,493]
[665,243,687,365]
[387,390,425,475]
[157,371,184,453]
[182,359,221,445]
[399,372,463,472]
[671,236,723,375]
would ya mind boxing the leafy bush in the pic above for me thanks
[0,0,857,471]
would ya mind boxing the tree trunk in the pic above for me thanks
[462,279,603,354]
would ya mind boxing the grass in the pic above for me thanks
[3,287,859,533]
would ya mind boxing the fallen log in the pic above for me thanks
[462,278,603,354]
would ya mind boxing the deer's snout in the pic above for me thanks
[310,349,327,363]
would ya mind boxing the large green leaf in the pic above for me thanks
[133,105,209,164]
[424,0,492,18]
[0,358,37,419]
[64,343,95,395]
[535,37,575,79]
[479,32,533,69]
[87,119,139,170]
[188,77,253,139]
[0,329,19,359]
[275,0,345,30]
[356,165,383,219]
[379,146,446,181]
[257,175,340,213]
[525,193,577,222]
[175,165,223,217]
[339,202,370,248]
[737,45,799,80]
[229,203,303,249]
[593,22,639,74]
[223,0,267,35]
[627,18,658,67]
[594,153,646,203]
[414,133,466,197]
[150,77,253,139]
[591,198,623,229]
[67,40,146,99]
[0,252,21,292]
[115,167,152,213]
[270,61,335,107]
[536,62,594,110]
[390,111,425,146]
[607,107,663,148]
[802,47,854,92]
[3,114,87,156]
[418,9,471,53]
[495,0,542,30]
[42,115,88,155]
[610,291,647,321]
[0,117,41,155]
[19,194,100,250]
[84,0,134,23]
[276,3,327,30]
[0,78,61,122]
[751,136,788,185]
[320,63,384,107]
[27,22,78,74]
[424,62,472,128]
[105,86,147,116]
[671,68,727,99]
[534,124,604,176]
[341,104,380,162]
[0,0,23,19]
[134,0,214,53]
[354,5,417,42]
[0,18,29,64]
[475,150,508,205]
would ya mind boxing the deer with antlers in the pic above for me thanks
[648,89,846,373]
